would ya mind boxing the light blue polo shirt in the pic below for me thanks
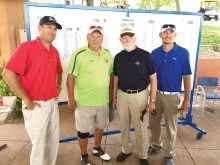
[151,43,192,92]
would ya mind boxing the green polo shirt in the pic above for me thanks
[67,44,113,106]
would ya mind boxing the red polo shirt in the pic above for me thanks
[5,37,63,100]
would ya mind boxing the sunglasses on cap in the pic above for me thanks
[89,26,103,30]
[161,24,176,29]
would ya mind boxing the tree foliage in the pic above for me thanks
[138,0,176,10]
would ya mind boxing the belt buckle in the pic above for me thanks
[126,89,142,94]
[127,90,133,94]
[132,89,139,94]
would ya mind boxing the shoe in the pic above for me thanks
[148,146,162,155]
[116,152,132,162]
[164,156,174,165]
[81,155,90,165]
[140,159,150,165]
[92,147,111,161]
[148,146,157,155]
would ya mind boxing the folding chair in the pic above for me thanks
[194,77,220,116]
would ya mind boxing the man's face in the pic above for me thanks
[159,29,177,44]
[38,24,58,43]
[120,35,136,52]
[87,31,103,51]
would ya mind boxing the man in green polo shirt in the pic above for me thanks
[67,23,113,165]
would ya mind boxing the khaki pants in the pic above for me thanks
[149,92,180,157]
[117,89,149,159]
[22,98,59,165]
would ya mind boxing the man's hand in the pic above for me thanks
[68,98,77,111]
[24,99,41,110]
[112,98,117,110]
[179,99,190,111]
[147,102,155,113]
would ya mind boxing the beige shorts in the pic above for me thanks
[75,104,109,133]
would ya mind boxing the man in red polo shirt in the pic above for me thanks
[2,16,63,165]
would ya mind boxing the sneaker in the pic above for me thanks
[140,159,150,165]
[164,156,174,165]
[81,155,90,165]
[92,147,111,161]
[148,146,161,155]
[116,152,132,162]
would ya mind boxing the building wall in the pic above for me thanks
[0,0,27,63]
[196,58,220,86]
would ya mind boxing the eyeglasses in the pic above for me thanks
[161,24,176,29]
[89,26,103,30]
[140,109,147,122]
[140,109,157,122]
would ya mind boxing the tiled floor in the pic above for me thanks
[0,98,220,165]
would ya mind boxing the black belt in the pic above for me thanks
[121,88,146,94]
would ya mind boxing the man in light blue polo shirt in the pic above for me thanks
[148,24,192,165]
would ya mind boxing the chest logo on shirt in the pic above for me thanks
[50,55,57,62]
[134,60,140,65]
[104,58,108,63]
[172,57,177,60]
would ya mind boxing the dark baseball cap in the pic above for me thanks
[39,16,62,30]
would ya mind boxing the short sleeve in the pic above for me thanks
[5,43,28,75]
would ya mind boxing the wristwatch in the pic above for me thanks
[150,99,155,103]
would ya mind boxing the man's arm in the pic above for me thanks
[147,73,157,112]
[112,75,118,110]
[55,73,62,100]
[180,75,191,110]
[2,69,35,109]
[66,74,76,111]
[56,73,62,87]
[109,74,113,102]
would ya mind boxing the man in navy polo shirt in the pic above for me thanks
[148,24,192,165]
[113,20,157,165]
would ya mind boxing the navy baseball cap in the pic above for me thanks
[39,16,62,30]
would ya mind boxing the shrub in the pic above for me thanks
[0,61,23,119]
[212,35,220,52]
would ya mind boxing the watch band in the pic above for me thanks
[150,99,155,103]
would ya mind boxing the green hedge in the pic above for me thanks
[0,62,22,119]
[201,25,220,51]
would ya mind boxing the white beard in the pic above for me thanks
[124,43,135,52]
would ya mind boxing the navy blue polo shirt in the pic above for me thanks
[151,43,192,92]
[113,47,156,90]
